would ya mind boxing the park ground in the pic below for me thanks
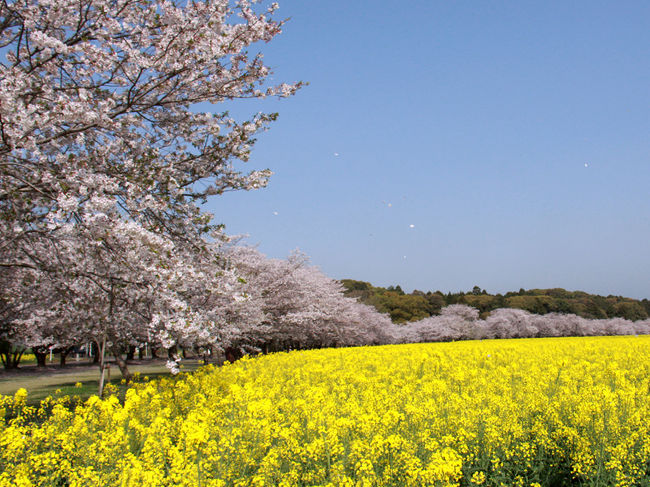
[0,357,203,405]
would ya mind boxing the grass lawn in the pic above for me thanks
[0,359,204,405]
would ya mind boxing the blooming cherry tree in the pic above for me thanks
[1,0,299,237]
[0,0,301,382]
[484,308,538,339]
[223,247,395,353]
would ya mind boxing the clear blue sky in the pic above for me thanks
[209,0,650,299]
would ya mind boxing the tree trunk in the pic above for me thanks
[35,351,47,367]
[126,345,135,362]
[0,353,9,370]
[59,347,72,367]
[0,350,24,370]
[0,341,25,370]
[224,346,241,363]
[112,347,131,383]
[99,283,115,396]
[92,341,100,363]
[32,346,48,367]
[167,345,177,360]
[151,345,160,359]
[98,335,108,397]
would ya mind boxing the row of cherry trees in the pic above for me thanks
[2,1,647,389]
[396,304,650,344]
[8,236,647,372]
[0,0,395,384]
[1,240,395,377]
[0,0,303,390]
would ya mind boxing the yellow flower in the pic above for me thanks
[471,471,486,485]
[0,336,649,486]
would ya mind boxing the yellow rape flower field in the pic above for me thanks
[2,336,650,486]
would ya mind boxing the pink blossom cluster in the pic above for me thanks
[395,305,650,344]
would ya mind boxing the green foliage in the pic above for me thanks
[615,301,648,321]
[464,295,498,314]
[340,280,432,323]
[505,295,557,314]
[368,292,431,323]
[340,280,649,324]
[339,279,372,293]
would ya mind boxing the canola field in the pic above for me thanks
[2,336,650,487]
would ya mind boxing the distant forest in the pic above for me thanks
[340,280,650,323]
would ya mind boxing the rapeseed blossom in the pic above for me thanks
[1,336,650,486]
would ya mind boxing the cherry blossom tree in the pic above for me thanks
[222,247,394,354]
[631,319,650,335]
[589,317,635,337]
[542,312,589,337]
[484,308,538,339]
[1,0,301,257]
[0,0,301,384]
[1,0,300,241]
[396,304,485,343]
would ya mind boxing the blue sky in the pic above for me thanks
[209,0,650,299]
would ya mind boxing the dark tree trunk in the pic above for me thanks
[151,346,160,359]
[224,346,242,363]
[32,346,49,367]
[92,341,100,363]
[126,346,135,362]
[59,347,72,367]
[167,345,177,359]
[111,346,131,382]
[0,350,24,370]
[0,341,25,369]
[138,347,144,360]
[35,351,47,367]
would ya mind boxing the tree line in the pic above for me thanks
[2,0,648,394]
[340,280,650,323]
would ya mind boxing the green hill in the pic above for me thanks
[340,280,650,323]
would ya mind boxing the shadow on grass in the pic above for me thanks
[2,360,205,410]
[22,371,173,406]
[3,363,208,425]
